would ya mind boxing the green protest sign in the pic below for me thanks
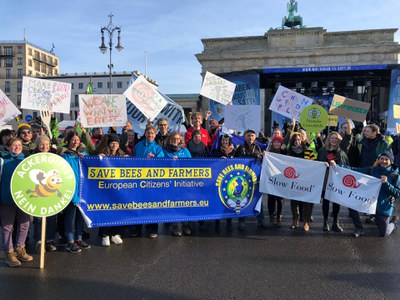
[10,152,76,217]
[299,104,328,132]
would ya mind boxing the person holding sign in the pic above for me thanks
[133,125,165,238]
[330,151,399,237]
[0,138,33,267]
[287,133,316,231]
[317,132,349,232]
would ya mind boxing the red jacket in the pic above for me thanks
[184,127,211,147]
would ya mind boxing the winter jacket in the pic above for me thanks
[358,135,391,167]
[62,150,87,205]
[163,147,192,159]
[134,140,164,158]
[0,151,25,205]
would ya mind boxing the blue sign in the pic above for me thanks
[262,64,389,74]
[79,157,262,227]
[25,115,32,122]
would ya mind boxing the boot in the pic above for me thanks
[15,246,33,262]
[290,219,298,230]
[5,250,21,267]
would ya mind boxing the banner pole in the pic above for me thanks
[39,217,46,269]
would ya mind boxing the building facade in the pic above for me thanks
[196,27,400,134]
[0,40,59,118]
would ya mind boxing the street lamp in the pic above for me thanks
[99,13,123,94]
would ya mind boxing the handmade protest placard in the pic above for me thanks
[299,104,328,132]
[329,94,370,123]
[21,76,71,113]
[224,105,261,133]
[79,94,127,127]
[393,104,400,119]
[124,75,167,121]
[0,89,21,126]
[328,115,338,127]
[269,85,313,120]
[325,165,380,214]
[200,71,236,105]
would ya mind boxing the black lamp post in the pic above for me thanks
[99,13,123,94]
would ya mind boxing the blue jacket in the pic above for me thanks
[163,147,192,159]
[0,151,25,205]
[356,165,400,217]
[135,140,164,158]
[62,150,87,205]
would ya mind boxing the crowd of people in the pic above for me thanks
[0,111,399,268]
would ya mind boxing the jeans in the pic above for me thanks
[0,204,30,252]
[33,215,57,243]
[348,208,364,230]
[291,200,313,222]
[323,199,340,221]
[376,214,396,237]
[64,203,84,242]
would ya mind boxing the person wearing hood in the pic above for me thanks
[331,151,399,237]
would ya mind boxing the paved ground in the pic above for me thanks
[0,200,399,300]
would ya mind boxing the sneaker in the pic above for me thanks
[46,241,57,252]
[102,236,110,247]
[171,227,182,237]
[66,242,82,253]
[111,235,123,245]
[5,250,21,267]
[15,246,33,262]
[332,223,343,232]
[75,240,91,250]
[353,228,365,238]
[182,224,192,236]
[323,221,330,232]
[365,216,376,224]
[149,233,158,239]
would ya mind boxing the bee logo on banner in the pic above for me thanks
[216,164,258,214]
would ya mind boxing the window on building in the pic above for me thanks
[34,61,40,71]
[34,50,40,60]
[79,83,84,89]
[97,82,103,89]
[17,69,22,79]
[41,53,46,62]
[17,81,22,93]
[74,95,79,107]
[107,82,112,89]
[41,64,46,73]
[6,69,11,79]
[117,81,123,89]
[17,57,23,65]
[28,48,32,55]
[54,59,58,66]
[4,47,13,56]
[28,59,32,67]
[71,83,74,89]
[5,82,11,93]
[17,46,22,54]
[5,58,13,68]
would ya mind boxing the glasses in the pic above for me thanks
[21,131,31,135]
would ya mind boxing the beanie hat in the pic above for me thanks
[378,151,394,164]
[272,135,283,144]
[17,123,31,136]
[107,134,120,145]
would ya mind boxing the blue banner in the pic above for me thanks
[209,72,260,122]
[79,157,262,228]
[386,68,400,131]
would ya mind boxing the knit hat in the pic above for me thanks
[272,135,283,144]
[17,123,31,136]
[378,151,394,164]
[107,134,120,145]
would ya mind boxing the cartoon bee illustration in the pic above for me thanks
[26,169,63,198]
[227,198,248,214]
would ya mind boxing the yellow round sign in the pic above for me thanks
[299,104,328,132]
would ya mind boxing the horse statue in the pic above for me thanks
[282,0,304,29]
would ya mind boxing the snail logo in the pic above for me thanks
[284,167,300,179]
[216,165,257,214]
[342,174,360,188]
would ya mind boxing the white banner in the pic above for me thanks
[200,71,236,105]
[260,152,326,203]
[79,94,127,128]
[123,75,167,122]
[0,89,21,126]
[21,76,71,113]
[224,105,261,133]
[269,85,313,120]
[325,165,380,214]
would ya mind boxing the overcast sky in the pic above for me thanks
[2,0,399,94]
